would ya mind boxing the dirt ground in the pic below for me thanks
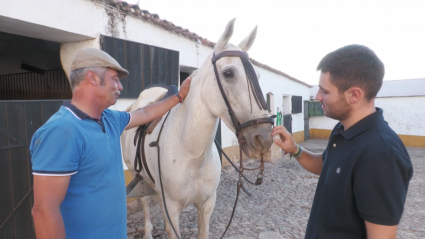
[127,139,425,239]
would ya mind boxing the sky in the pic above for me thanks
[125,0,425,85]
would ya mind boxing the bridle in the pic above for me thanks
[130,50,275,239]
[212,50,275,134]
[212,50,275,238]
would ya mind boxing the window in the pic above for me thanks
[308,101,325,117]
[291,95,302,114]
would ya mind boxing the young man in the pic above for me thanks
[272,45,413,238]
[30,48,191,239]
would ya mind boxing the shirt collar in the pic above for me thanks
[338,107,385,140]
[63,101,102,121]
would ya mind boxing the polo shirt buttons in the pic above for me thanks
[333,143,336,147]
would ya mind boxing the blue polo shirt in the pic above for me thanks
[30,102,131,239]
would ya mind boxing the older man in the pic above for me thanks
[30,48,191,239]
[273,45,413,238]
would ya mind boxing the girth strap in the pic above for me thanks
[134,123,156,183]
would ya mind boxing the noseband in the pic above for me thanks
[212,50,275,239]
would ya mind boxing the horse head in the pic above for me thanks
[201,18,274,158]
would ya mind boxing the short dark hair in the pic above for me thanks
[317,44,385,101]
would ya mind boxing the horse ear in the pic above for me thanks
[239,26,257,52]
[215,18,236,51]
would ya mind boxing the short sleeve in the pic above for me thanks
[107,110,130,133]
[30,125,82,176]
[353,151,413,225]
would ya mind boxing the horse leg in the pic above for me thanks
[141,196,154,239]
[158,196,182,239]
[194,191,217,239]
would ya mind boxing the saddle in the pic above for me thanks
[133,84,179,184]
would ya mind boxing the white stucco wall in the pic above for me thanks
[60,37,101,80]
[309,96,425,137]
[1,0,212,71]
[375,97,425,136]
[2,0,314,157]
[310,116,338,130]
[221,67,311,148]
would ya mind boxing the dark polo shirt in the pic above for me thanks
[305,108,413,239]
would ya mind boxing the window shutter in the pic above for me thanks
[291,95,302,114]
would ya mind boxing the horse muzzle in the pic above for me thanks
[240,124,273,158]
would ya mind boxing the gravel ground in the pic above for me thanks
[127,139,425,239]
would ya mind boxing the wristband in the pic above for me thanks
[175,93,183,103]
[291,145,302,158]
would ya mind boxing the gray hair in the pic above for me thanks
[70,67,107,89]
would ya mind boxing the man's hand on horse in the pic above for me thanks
[272,126,298,154]
[125,76,192,130]
[179,76,192,99]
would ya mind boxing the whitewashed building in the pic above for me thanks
[309,78,425,148]
[1,0,311,161]
[1,1,311,235]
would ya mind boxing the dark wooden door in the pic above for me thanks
[0,100,65,239]
[283,114,292,134]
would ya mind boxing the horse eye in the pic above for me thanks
[223,70,234,78]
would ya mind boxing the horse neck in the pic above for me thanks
[173,71,219,158]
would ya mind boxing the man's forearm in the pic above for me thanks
[32,207,66,239]
[142,95,179,120]
[295,149,323,175]
[126,95,180,129]
[365,221,398,239]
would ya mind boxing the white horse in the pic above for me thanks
[121,19,273,239]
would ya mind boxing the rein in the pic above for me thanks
[212,50,274,239]
[148,110,182,239]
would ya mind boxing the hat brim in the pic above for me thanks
[110,67,129,79]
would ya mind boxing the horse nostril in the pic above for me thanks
[254,135,265,149]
